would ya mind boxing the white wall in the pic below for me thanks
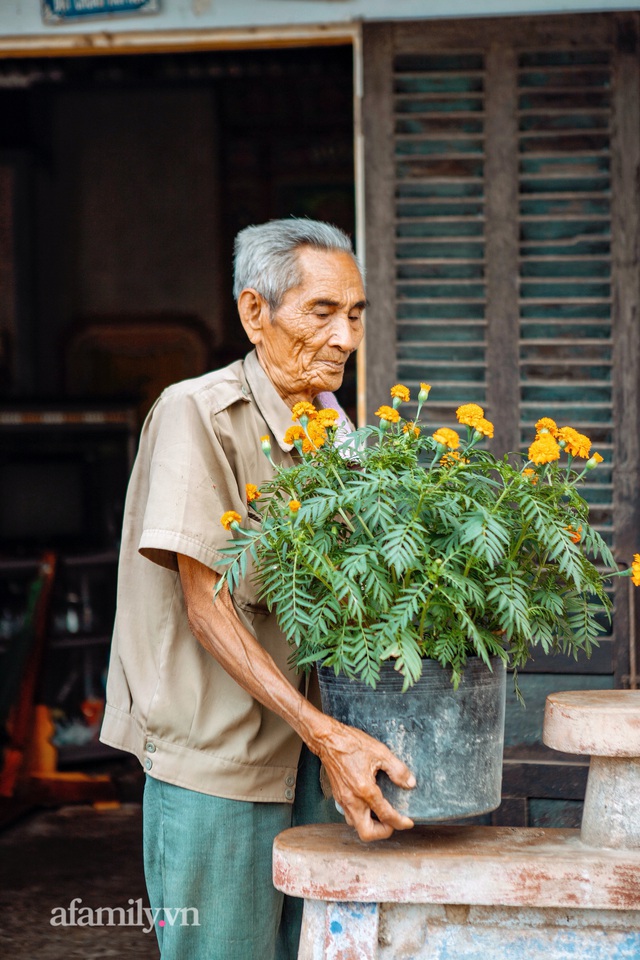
[1,0,639,38]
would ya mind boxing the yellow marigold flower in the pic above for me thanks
[419,382,431,398]
[522,468,538,485]
[432,427,460,450]
[291,401,317,423]
[316,408,340,427]
[403,422,420,437]
[528,433,561,465]
[557,426,591,459]
[566,525,583,544]
[473,417,494,439]
[456,403,485,427]
[245,484,260,503]
[390,384,410,403]
[289,499,301,513]
[221,510,242,531]
[283,425,306,446]
[375,405,400,423]
[535,417,558,437]
[302,420,327,453]
[586,451,604,470]
[632,553,640,587]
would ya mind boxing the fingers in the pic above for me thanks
[368,792,415,833]
[349,800,413,843]
[378,750,417,791]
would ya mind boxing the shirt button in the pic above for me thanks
[284,787,294,801]
[145,742,156,753]
[144,758,153,771]
[285,775,295,787]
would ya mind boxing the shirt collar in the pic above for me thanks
[243,349,353,453]
[243,349,297,453]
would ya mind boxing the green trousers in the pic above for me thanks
[143,745,342,960]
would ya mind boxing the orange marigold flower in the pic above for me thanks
[433,427,460,450]
[528,433,561,465]
[586,452,604,470]
[245,484,260,503]
[632,553,640,587]
[535,417,558,437]
[557,426,591,459]
[291,401,317,423]
[419,382,431,398]
[302,420,327,453]
[390,384,410,403]
[456,403,485,427]
[375,405,400,423]
[283,425,306,446]
[403,422,420,437]
[289,499,301,513]
[566,525,583,544]
[221,510,242,531]
[316,408,340,427]
[473,417,494,439]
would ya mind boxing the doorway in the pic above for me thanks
[0,44,356,415]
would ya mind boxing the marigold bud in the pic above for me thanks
[221,510,242,531]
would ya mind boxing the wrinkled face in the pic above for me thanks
[247,246,366,406]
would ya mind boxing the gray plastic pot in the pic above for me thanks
[317,656,506,823]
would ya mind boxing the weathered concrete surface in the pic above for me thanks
[543,690,640,757]
[273,823,640,910]
[581,756,640,849]
[293,899,640,960]
[377,903,640,960]
[275,825,640,959]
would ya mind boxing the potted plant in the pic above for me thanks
[216,385,640,822]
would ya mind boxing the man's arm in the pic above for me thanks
[177,553,415,842]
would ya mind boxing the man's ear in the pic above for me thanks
[238,289,269,345]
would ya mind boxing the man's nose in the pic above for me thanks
[328,314,362,352]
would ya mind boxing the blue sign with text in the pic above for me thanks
[43,0,159,21]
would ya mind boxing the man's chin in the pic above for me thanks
[315,370,345,393]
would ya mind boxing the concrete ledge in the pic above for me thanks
[273,823,640,910]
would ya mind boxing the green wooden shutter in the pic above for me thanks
[363,12,640,827]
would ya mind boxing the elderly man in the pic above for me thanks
[100,218,415,960]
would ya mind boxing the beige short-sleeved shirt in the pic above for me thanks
[100,350,308,802]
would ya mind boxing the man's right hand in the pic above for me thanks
[309,715,416,842]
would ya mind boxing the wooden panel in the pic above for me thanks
[611,13,640,688]
[502,760,589,801]
[484,41,519,454]
[362,23,396,422]
[393,14,614,53]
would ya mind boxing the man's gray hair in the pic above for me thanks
[233,218,361,311]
